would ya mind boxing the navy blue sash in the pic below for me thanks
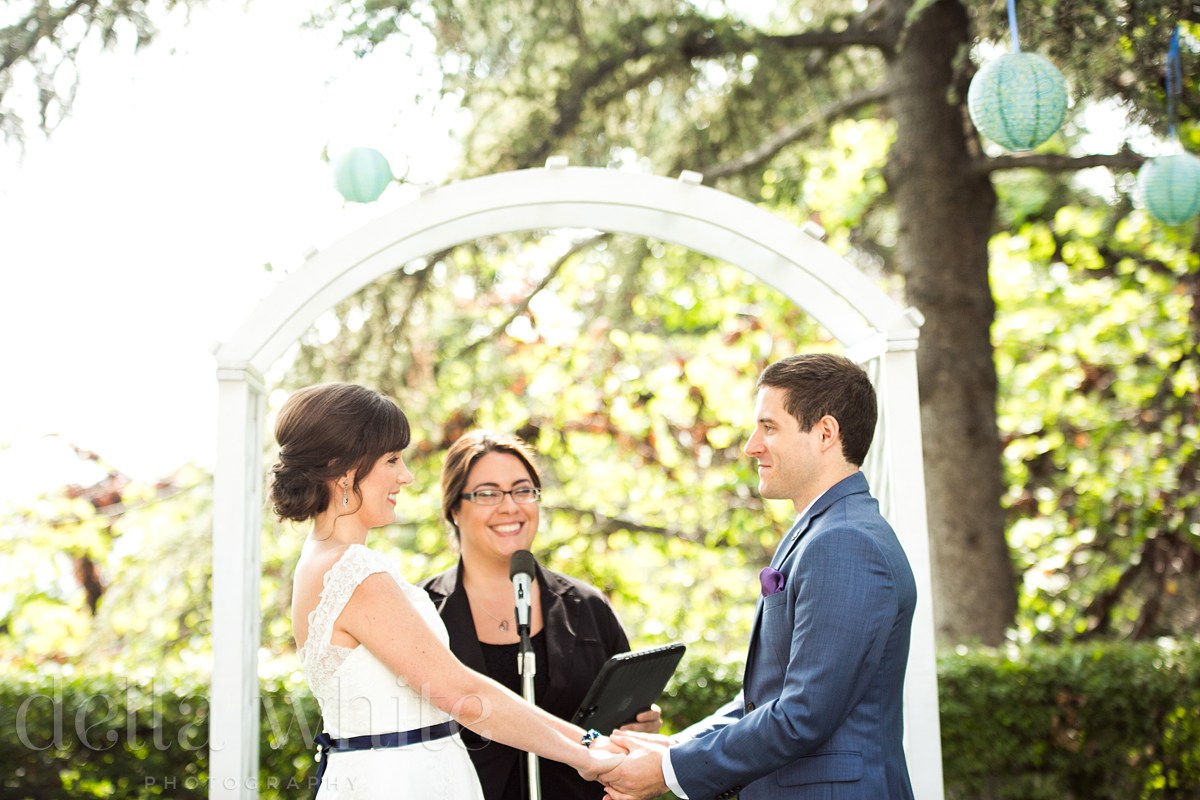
[313,720,461,796]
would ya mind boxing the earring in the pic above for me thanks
[342,482,349,507]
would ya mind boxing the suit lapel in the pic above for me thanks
[768,516,807,569]
[745,516,805,678]
[538,566,575,706]
[770,472,870,569]
[744,473,871,688]
[432,560,489,674]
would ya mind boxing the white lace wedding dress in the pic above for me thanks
[300,544,485,799]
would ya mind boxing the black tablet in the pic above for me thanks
[571,643,686,733]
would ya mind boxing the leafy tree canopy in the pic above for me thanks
[2,0,1199,668]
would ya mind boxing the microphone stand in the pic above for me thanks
[514,578,541,800]
[517,621,541,800]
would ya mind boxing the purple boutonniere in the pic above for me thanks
[759,567,786,597]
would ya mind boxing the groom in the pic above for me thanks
[600,354,917,800]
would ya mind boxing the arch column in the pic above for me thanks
[210,365,265,795]
[211,164,944,800]
[868,339,943,786]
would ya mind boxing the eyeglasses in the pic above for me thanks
[460,487,542,505]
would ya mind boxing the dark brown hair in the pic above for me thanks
[757,353,878,466]
[440,431,541,540]
[270,383,410,522]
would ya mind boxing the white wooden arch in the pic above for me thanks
[210,163,943,799]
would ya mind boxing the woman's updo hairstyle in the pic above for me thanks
[270,383,410,522]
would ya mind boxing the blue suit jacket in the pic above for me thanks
[671,472,917,800]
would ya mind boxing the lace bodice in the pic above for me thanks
[299,544,455,738]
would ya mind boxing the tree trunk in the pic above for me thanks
[884,0,1016,645]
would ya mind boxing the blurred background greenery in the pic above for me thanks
[3,0,1200,797]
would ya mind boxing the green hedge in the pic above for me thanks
[3,641,1198,799]
[0,672,321,799]
[938,640,1200,800]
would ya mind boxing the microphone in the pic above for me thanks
[509,550,536,635]
[509,548,541,798]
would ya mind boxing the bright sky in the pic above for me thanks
[0,0,459,502]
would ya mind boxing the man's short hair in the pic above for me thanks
[757,354,878,466]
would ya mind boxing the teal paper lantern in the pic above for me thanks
[1137,153,1200,225]
[967,52,1068,151]
[332,147,394,203]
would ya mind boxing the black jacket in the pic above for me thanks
[420,560,630,800]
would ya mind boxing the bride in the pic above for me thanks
[272,382,622,798]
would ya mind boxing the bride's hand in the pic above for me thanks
[577,739,625,781]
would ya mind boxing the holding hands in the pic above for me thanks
[577,702,664,783]
[597,730,672,800]
[576,738,626,782]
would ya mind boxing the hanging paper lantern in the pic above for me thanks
[967,52,1068,152]
[332,147,394,203]
[1137,153,1200,225]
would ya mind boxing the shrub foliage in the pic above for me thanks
[4,641,1199,799]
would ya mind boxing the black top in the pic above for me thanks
[480,632,549,697]
[421,560,631,800]
[479,633,551,800]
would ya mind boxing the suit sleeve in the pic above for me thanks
[671,523,900,797]
[673,693,745,742]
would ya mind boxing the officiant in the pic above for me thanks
[420,430,662,800]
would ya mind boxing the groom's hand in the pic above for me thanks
[599,730,670,800]
[578,739,625,782]
[591,736,628,756]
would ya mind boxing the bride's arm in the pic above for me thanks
[334,572,620,778]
